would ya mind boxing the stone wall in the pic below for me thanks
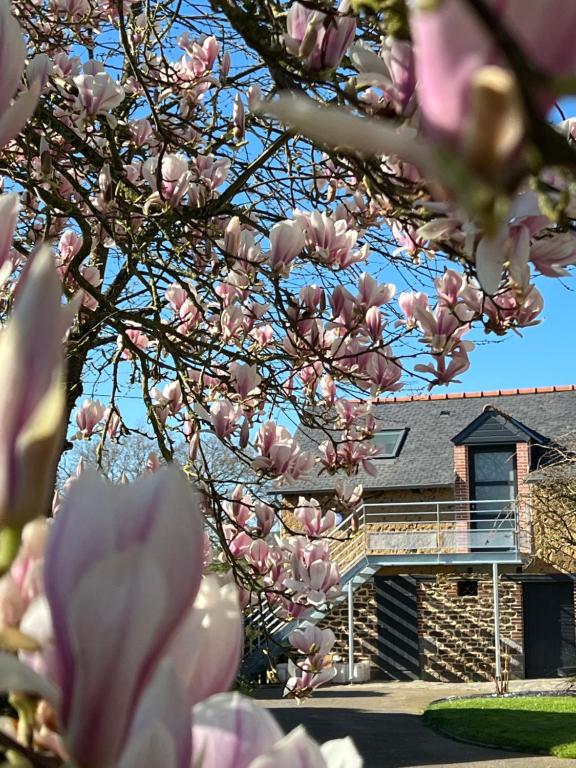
[317,571,529,682]
[417,574,524,682]
[318,582,378,667]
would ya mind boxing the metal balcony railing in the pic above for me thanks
[330,498,529,571]
[242,497,530,673]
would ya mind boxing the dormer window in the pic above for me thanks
[373,429,407,458]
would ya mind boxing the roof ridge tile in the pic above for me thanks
[371,384,576,405]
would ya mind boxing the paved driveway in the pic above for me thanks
[254,681,575,768]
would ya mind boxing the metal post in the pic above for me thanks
[436,503,441,553]
[347,579,354,683]
[492,562,502,681]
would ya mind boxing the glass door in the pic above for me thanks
[469,446,516,550]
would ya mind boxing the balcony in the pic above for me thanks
[243,498,529,678]
[331,499,529,573]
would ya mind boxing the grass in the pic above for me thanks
[423,695,576,759]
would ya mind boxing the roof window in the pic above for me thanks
[373,429,407,459]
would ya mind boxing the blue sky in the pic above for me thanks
[85,270,575,426]
[443,275,575,394]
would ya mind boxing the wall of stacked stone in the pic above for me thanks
[417,574,524,682]
[318,582,379,668]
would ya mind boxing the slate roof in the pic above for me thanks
[284,386,576,496]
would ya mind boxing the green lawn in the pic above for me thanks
[423,695,576,759]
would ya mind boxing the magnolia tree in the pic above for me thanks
[0,0,576,765]
[530,435,576,573]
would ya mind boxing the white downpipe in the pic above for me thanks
[347,579,354,683]
[492,562,502,681]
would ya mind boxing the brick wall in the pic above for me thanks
[454,445,469,500]
[417,574,524,682]
[515,441,533,554]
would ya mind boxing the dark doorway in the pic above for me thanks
[523,580,576,678]
[374,576,421,680]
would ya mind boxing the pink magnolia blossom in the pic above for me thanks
[285,1,356,72]
[19,595,57,682]
[151,381,183,416]
[10,517,49,607]
[210,399,242,438]
[169,576,242,707]
[246,539,272,574]
[250,324,274,347]
[484,285,544,332]
[73,66,125,118]
[0,194,19,272]
[104,407,122,439]
[294,209,368,269]
[192,693,361,768]
[0,1,44,149]
[364,351,402,391]
[247,84,262,112]
[224,526,252,559]
[398,291,429,327]
[55,0,90,17]
[56,230,83,280]
[435,270,465,308]
[166,283,188,311]
[129,118,155,148]
[290,626,335,657]
[530,233,576,277]
[351,36,415,115]
[116,661,191,768]
[413,304,469,356]
[193,154,230,190]
[220,304,245,342]
[415,346,472,387]
[142,154,190,207]
[300,284,325,312]
[43,467,204,768]
[319,374,336,405]
[269,219,305,276]
[254,501,275,536]
[285,626,337,697]
[294,497,336,537]
[252,422,314,482]
[0,574,24,629]
[410,0,576,169]
[233,94,245,140]
[75,399,104,438]
[0,248,75,532]
[364,306,382,341]
[118,324,150,360]
[334,399,371,431]
[286,539,341,606]
[356,272,395,310]
[229,361,261,400]
[284,664,337,699]
[335,479,363,513]
[319,438,379,476]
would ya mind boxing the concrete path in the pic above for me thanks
[254,680,576,768]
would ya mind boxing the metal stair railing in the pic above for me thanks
[242,507,373,667]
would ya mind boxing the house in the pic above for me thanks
[281,385,576,683]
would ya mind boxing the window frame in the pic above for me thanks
[372,428,408,459]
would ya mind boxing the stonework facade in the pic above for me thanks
[319,582,378,666]
[317,572,576,683]
[279,389,576,683]
[416,575,524,682]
